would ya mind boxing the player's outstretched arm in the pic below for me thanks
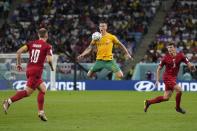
[16,45,28,71]
[47,55,54,71]
[77,44,94,60]
[118,42,132,60]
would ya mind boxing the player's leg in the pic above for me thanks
[106,60,123,80]
[114,71,123,80]
[37,82,48,121]
[3,87,34,114]
[87,70,97,78]
[87,60,103,79]
[174,84,186,114]
[144,90,173,112]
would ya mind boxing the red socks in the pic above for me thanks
[148,92,182,108]
[148,96,168,104]
[37,91,45,111]
[10,90,28,103]
[176,92,182,109]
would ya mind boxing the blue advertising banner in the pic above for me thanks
[0,80,10,90]
[0,80,197,91]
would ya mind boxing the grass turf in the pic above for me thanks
[0,91,197,131]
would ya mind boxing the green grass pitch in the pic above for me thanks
[0,91,197,131]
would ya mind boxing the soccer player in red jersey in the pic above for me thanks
[144,43,196,114]
[2,28,54,121]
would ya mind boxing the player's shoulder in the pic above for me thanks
[106,32,115,37]
[26,40,35,45]
[177,51,184,56]
[163,53,169,59]
[107,33,117,40]
[44,43,52,50]
[45,42,51,47]
[39,40,51,48]
[161,53,171,61]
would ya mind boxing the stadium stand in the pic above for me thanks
[0,0,161,65]
[142,0,197,63]
[0,0,11,19]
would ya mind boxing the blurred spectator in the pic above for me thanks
[125,65,134,80]
[183,69,192,81]
[190,52,197,63]
[145,70,154,80]
[0,0,11,19]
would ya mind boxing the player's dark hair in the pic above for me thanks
[99,19,108,25]
[38,28,48,38]
[168,43,175,47]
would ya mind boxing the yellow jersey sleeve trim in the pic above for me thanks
[22,45,28,52]
[112,35,120,45]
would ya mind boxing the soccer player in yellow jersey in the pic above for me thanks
[78,21,132,80]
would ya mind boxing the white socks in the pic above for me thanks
[8,98,12,104]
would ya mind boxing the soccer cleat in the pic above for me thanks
[144,100,150,112]
[175,107,186,114]
[38,112,48,121]
[2,100,10,114]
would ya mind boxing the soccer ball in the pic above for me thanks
[92,32,102,41]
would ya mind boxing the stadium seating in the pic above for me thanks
[0,0,161,64]
[0,0,11,19]
[142,0,197,63]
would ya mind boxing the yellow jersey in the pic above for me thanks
[91,32,120,60]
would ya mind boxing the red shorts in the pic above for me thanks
[163,76,176,91]
[26,68,43,90]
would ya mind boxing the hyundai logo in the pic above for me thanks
[134,81,155,91]
[13,80,27,90]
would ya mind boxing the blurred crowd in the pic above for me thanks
[0,0,161,64]
[0,0,11,19]
[141,0,197,63]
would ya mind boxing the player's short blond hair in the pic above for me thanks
[38,28,48,38]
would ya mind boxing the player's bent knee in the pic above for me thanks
[40,89,46,94]
[115,71,123,79]
[163,96,169,101]
[25,87,34,96]
[87,72,95,78]
[87,73,91,78]
[38,83,47,93]
[164,98,169,101]
[176,88,182,93]
[26,91,33,97]
[116,74,123,78]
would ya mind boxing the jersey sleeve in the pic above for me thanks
[112,35,120,45]
[47,45,53,56]
[181,53,189,64]
[25,41,32,51]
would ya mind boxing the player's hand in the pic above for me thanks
[77,54,84,60]
[16,65,22,72]
[155,81,159,87]
[190,65,196,72]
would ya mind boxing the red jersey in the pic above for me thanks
[159,52,189,78]
[26,39,52,70]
